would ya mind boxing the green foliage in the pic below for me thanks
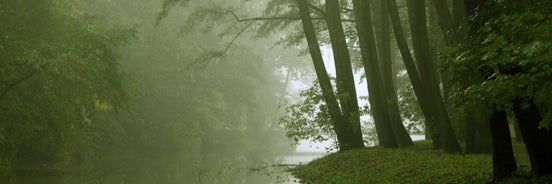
[1,0,294,182]
[293,141,544,183]
[279,81,336,147]
[0,0,134,182]
[452,0,552,128]
[0,0,135,182]
[395,72,425,134]
[66,0,295,183]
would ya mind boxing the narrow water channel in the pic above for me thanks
[242,140,330,184]
[257,135,426,183]
[17,136,424,184]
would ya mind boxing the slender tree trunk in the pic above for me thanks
[324,0,365,149]
[512,118,523,142]
[474,115,493,153]
[489,110,517,180]
[406,0,461,153]
[452,0,467,42]
[465,108,476,152]
[464,95,492,153]
[513,101,552,177]
[351,0,397,148]
[427,0,448,104]
[296,0,358,151]
[387,0,439,147]
[465,108,492,153]
[377,0,413,147]
[464,0,487,17]
[430,0,454,38]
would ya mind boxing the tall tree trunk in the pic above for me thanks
[427,0,449,105]
[489,110,517,180]
[464,0,487,17]
[387,0,439,147]
[351,0,397,148]
[406,0,461,153]
[465,108,476,152]
[512,118,523,142]
[513,101,552,177]
[452,0,467,42]
[430,0,454,39]
[465,107,492,153]
[324,0,365,150]
[376,0,413,147]
[296,0,359,151]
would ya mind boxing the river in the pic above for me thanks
[253,135,426,183]
[17,136,424,184]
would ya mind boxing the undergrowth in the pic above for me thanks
[293,140,551,183]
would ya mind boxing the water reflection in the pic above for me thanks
[16,147,325,184]
[17,136,425,184]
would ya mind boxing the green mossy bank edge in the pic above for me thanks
[293,141,551,184]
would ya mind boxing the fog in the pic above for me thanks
[1,0,328,183]
[1,0,427,183]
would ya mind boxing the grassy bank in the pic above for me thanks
[293,141,551,183]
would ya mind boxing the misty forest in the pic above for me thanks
[1,0,552,183]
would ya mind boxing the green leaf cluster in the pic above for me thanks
[0,0,135,181]
[452,0,552,128]
[279,80,336,148]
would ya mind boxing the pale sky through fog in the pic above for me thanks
[320,45,370,109]
[287,45,372,122]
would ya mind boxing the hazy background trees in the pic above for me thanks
[2,0,552,183]
[1,0,296,183]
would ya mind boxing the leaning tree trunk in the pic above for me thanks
[296,0,355,151]
[430,0,454,39]
[406,0,461,153]
[351,0,398,148]
[465,104,492,154]
[376,0,413,147]
[324,0,365,150]
[513,100,552,177]
[387,0,439,147]
[489,110,518,181]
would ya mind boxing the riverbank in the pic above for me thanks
[292,141,551,183]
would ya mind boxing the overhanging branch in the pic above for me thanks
[212,10,354,22]
[0,65,43,100]
[185,21,255,70]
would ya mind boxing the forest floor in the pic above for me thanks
[292,140,552,183]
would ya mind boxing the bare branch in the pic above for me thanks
[221,21,255,54]
[156,0,191,26]
[342,7,354,12]
[185,21,255,70]
[0,65,43,100]
[210,10,354,22]
[306,2,326,16]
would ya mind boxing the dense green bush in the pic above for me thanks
[453,0,552,127]
[0,0,134,182]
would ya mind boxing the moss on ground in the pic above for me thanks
[293,140,551,183]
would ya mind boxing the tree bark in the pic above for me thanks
[452,0,467,42]
[430,0,454,38]
[465,108,492,153]
[464,0,487,17]
[489,110,517,180]
[376,0,413,147]
[297,0,360,151]
[351,0,397,148]
[512,117,523,142]
[324,0,365,150]
[387,0,438,147]
[465,108,476,152]
[513,101,552,177]
[406,0,461,153]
